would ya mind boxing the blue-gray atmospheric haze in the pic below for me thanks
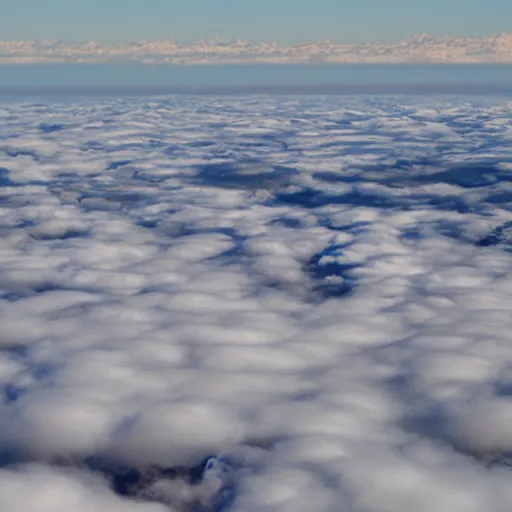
[1,64,512,95]
[1,71,512,511]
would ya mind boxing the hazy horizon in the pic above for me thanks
[1,63,512,97]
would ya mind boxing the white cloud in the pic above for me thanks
[0,95,512,511]
[0,465,168,512]
[0,33,511,64]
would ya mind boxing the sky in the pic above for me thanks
[1,0,511,44]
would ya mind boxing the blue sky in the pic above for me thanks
[2,0,510,44]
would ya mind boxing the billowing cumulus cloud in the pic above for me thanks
[0,95,512,511]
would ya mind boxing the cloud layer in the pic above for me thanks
[0,94,512,511]
[1,33,512,64]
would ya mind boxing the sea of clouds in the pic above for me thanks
[1,94,512,511]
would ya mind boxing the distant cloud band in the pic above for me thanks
[0,33,511,64]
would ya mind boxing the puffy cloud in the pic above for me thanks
[0,95,512,511]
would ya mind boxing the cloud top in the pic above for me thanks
[1,94,512,511]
